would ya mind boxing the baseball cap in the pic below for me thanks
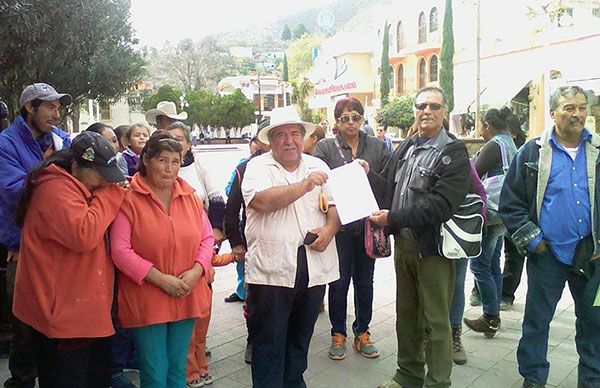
[19,83,72,108]
[252,119,271,142]
[71,132,125,183]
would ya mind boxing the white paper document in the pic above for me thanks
[327,161,379,225]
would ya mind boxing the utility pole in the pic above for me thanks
[474,0,481,135]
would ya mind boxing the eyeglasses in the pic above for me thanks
[339,114,363,123]
[414,102,443,111]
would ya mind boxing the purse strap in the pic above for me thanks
[333,136,351,165]
[498,140,510,173]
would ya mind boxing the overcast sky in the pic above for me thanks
[130,0,337,47]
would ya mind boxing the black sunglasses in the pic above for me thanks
[414,102,443,111]
[339,114,363,123]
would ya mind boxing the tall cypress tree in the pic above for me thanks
[440,0,455,112]
[283,53,289,82]
[380,22,391,107]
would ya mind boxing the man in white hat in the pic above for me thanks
[241,106,341,387]
[145,101,188,132]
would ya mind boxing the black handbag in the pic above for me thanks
[438,193,484,259]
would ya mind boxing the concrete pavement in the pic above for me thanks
[0,246,581,387]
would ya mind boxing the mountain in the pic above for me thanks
[218,0,387,48]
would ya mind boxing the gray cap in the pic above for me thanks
[19,83,72,108]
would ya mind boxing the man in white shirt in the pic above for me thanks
[242,107,340,387]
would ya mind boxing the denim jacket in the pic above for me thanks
[499,128,600,257]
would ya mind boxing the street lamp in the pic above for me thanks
[179,95,189,110]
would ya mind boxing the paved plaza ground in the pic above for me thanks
[0,242,581,388]
[0,145,581,388]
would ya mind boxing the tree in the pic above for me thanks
[440,0,455,112]
[293,23,309,40]
[142,85,182,112]
[186,89,216,128]
[0,0,144,122]
[291,78,317,123]
[146,36,237,93]
[380,22,392,107]
[281,25,292,40]
[282,54,289,82]
[379,95,415,137]
[287,34,323,82]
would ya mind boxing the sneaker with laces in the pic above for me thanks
[499,299,513,311]
[469,289,482,306]
[244,341,252,364]
[353,332,379,358]
[328,333,346,360]
[187,374,214,388]
[110,372,137,388]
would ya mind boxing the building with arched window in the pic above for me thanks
[418,12,427,44]
[386,0,442,99]
[396,21,404,52]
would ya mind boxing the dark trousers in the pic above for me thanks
[328,230,375,337]
[31,329,110,388]
[393,237,454,388]
[109,322,137,376]
[518,251,600,386]
[5,260,36,388]
[501,236,526,303]
[247,247,325,388]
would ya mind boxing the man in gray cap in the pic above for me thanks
[0,82,72,388]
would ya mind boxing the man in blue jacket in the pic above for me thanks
[0,82,72,388]
[499,85,600,388]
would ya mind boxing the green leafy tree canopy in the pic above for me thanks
[282,25,292,40]
[293,23,309,40]
[142,85,182,112]
[287,34,323,82]
[380,22,391,107]
[379,95,415,137]
[440,0,455,112]
[0,0,144,117]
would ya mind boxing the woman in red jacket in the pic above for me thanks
[110,133,214,388]
[13,131,127,387]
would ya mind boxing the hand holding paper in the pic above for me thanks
[327,161,379,225]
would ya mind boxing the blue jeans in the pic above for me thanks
[235,261,246,300]
[470,224,505,316]
[328,230,375,336]
[450,258,468,326]
[518,250,600,386]
[130,318,196,388]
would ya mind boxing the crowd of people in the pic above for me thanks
[0,82,598,388]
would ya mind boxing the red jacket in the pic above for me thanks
[13,164,126,338]
[114,174,213,328]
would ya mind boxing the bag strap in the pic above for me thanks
[498,140,510,173]
[333,136,350,165]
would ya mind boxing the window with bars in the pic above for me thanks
[396,21,404,52]
[418,12,427,44]
[429,8,438,33]
[429,55,438,82]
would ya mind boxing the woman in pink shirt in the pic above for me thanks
[110,133,214,388]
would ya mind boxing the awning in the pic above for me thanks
[453,72,533,114]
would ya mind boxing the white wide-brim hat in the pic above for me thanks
[145,101,188,124]
[258,106,315,145]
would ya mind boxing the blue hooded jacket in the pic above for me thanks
[0,115,72,251]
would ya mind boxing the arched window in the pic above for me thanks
[397,64,404,94]
[429,55,439,82]
[418,58,427,88]
[418,12,427,44]
[430,7,438,33]
[396,21,404,52]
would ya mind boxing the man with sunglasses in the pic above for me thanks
[370,86,472,388]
